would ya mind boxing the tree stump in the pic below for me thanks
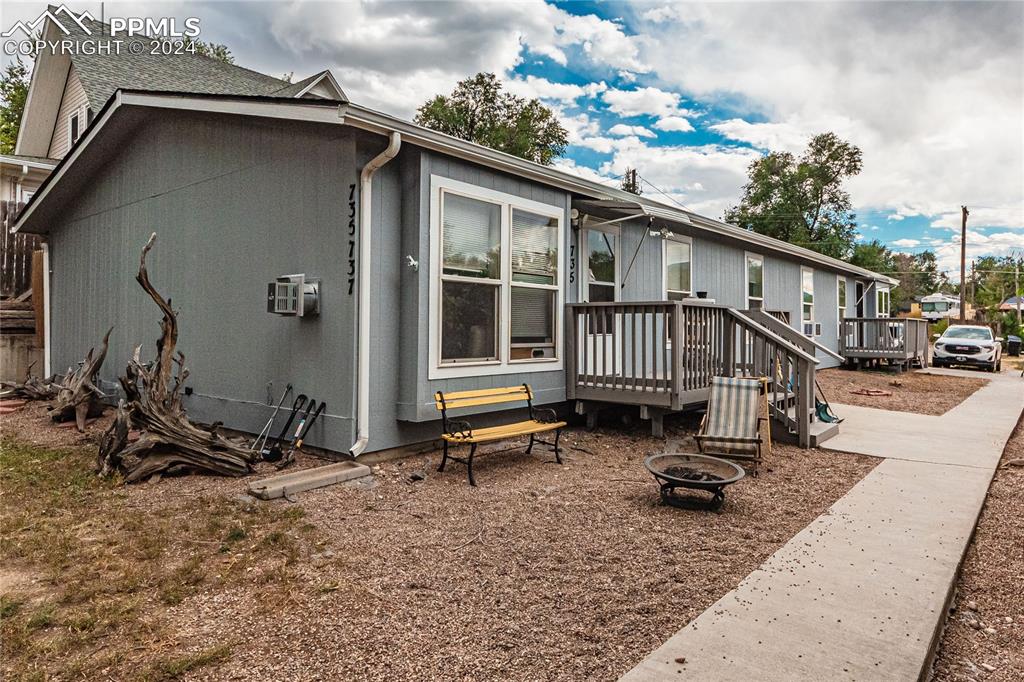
[0,362,59,401]
[97,233,257,483]
[49,327,112,431]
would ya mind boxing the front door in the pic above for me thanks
[580,226,620,379]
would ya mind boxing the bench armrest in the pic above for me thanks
[445,419,473,439]
[534,407,560,424]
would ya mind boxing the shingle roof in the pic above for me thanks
[62,13,295,107]
[270,72,324,97]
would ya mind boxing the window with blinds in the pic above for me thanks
[433,180,563,372]
[511,209,558,359]
[442,193,501,279]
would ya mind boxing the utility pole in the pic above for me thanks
[1016,261,1021,326]
[959,206,968,323]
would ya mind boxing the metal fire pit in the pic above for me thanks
[644,453,745,510]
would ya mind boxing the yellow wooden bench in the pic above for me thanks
[435,384,567,486]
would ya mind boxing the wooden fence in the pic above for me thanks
[1,200,41,298]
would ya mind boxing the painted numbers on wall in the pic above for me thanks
[348,184,356,295]
[569,243,576,285]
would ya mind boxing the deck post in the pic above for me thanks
[565,304,577,400]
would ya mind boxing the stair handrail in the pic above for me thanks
[727,309,820,365]
[746,309,845,363]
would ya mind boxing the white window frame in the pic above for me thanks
[68,108,82,148]
[662,235,693,300]
[428,175,564,380]
[876,286,891,318]
[745,252,764,310]
[801,267,815,336]
[837,276,847,336]
[581,222,620,302]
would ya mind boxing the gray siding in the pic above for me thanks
[367,146,574,450]
[49,111,358,452]
[47,64,89,160]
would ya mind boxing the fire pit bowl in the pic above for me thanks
[644,453,745,510]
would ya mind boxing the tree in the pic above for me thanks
[620,168,642,195]
[725,132,862,260]
[415,73,568,165]
[0,57,30,154]
[186,38,234,64]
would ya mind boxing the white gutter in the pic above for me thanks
[349,132,401,458]
[41,242,51,376]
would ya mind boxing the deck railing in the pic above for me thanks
[839,317,930,365]
[566,301,820,446]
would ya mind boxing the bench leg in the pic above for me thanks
[553,429,563,464]
[438,440,449,472]
[526,433,535,455]
[467,443,478,487]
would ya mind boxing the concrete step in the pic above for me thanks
[248,460,372,500]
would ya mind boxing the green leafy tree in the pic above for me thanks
[416,73,568,165]
[187,38,234,64]
[725,132,862,260]
[0,57,30,154]
[849,239,894,274]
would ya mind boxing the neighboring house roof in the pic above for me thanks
[14,11,345,157]
[12,89,897,286]
[1000,296,1022,308]
[0,154,59,169]
[271,70,346,99]
[60,14,343,105]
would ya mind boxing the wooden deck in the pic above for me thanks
[840,317,930,370]
[565,301,822,447]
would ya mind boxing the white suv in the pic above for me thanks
[933,325,1002,372]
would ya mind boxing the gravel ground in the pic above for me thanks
[931,415,1024,682]
[169,411,876,682]
[816,368,987,416]
[1,402,878,681]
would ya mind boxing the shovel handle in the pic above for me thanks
[294,401,327,450]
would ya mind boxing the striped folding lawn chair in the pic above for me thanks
[694,376,766,473]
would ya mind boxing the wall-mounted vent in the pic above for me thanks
[267,274,320,317]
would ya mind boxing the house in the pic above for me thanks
[12,78,909,455]
[999,295,1022,313]
[2,12,344,239]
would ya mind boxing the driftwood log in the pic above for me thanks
[49,327,112,431]
[97,233,256,483]
[0,362,60,401]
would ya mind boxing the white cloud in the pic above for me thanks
[892,239,921,248]
[653,116,694,133]
[602,86,694,119]
[608,124,656,138]
[595,138,761,217]
[932,231,1024,273]
[504,75,606,105]
[929,206,1024,231]
[640,3,1024,232]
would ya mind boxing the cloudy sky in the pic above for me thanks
[5,1,1023,275]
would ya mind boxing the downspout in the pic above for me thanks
[349,132,401,457]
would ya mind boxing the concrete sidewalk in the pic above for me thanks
[620,370,1023,681]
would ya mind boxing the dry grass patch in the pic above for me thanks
[817,368,986,416]
[0,437,316,681]
[932,415,1024,681]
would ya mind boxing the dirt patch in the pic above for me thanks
[1,403,878,681]
[931,416,1024,681]
[817,368,987,416]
